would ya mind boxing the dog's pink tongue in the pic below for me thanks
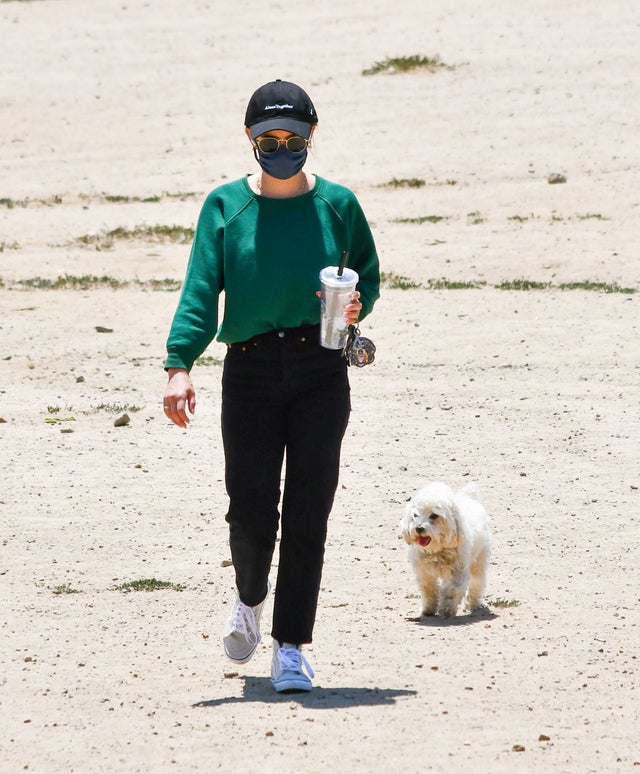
[418,535,431,547]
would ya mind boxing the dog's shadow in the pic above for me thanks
[407,608,498,628]
[193,677,417,709]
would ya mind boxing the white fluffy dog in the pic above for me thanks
[400,481,491,618]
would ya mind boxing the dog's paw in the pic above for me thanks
[466,600,490,614]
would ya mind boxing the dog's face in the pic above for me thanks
[401,483,459,552]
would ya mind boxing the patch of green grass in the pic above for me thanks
[378,177,426,189]
[409,278,636,294]
[1,191,199,207]
[0,194,62,207]
[467,211,485,225]
[165,191,200,200]
[13,275,183,291]
[508,215,532,223]
[18,277,55,289]
[93,403,142,413]
[18,274,126,290]
[576,213,610,221]
[52,583,81,595]
[76,224,195,250]
[0,241,20,251]
[558,281,635,294]
[427,279,486,290]
[490,597,520,608]
[363,54,451,76]
[195,355,224,367]
[0,196,29,207]
[114,578,185,593]
[135,278,182,291]
[380,271,422,289]
[496,279,551,291]
[102,191,198,203]
[101,193,183,204]
[103,194,134,203]
[392,215,449,224]
[104,194,162,204]
[44,416,76,425]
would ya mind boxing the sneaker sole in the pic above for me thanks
[223,642,259,664]
[271,674,312,693]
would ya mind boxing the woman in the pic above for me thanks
[163,79,380,692]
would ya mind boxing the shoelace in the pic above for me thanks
[277,646,314,678]
[232,602,260,646]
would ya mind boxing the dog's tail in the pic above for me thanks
[457,481,481,501]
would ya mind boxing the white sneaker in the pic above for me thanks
[271,640,314,692]
[222,581,270,664]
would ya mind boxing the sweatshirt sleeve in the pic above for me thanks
[345,194,380,320]
[164,193,225,371]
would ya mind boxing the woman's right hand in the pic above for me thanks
[163,368,196,428]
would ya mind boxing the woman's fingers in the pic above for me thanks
[344,292,362,324]
[164,369,195,428]
[316,288,361,323]
[163,401,188,428]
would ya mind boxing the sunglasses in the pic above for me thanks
[254,135,309,154]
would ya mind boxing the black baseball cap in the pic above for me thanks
[245,79,318,139]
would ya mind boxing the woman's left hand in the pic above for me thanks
[344,291,362,326]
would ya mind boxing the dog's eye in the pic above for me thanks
[429,513,440,521]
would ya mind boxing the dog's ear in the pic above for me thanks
[399,517,413,545]
[433,502,460,549]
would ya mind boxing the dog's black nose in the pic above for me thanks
[415,525,425,534]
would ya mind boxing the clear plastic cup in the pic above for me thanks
[319,266,359,349]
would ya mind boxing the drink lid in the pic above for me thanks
[319,266,359,288]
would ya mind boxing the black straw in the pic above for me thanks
[337,251,348,276]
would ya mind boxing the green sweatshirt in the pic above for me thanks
[165,175,380,371]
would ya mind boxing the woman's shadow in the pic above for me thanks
[194,679,416,709]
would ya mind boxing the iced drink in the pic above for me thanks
[319,266,359,349]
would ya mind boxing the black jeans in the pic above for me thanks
[221,324,351,645]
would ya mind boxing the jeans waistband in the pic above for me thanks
[226,324,320,351]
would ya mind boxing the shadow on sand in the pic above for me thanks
[193,678,417,709]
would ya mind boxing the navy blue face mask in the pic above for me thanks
[253,145,308,180]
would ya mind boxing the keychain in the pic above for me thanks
[343,324,376,367]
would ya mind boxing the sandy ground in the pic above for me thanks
[1,0,639,772]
